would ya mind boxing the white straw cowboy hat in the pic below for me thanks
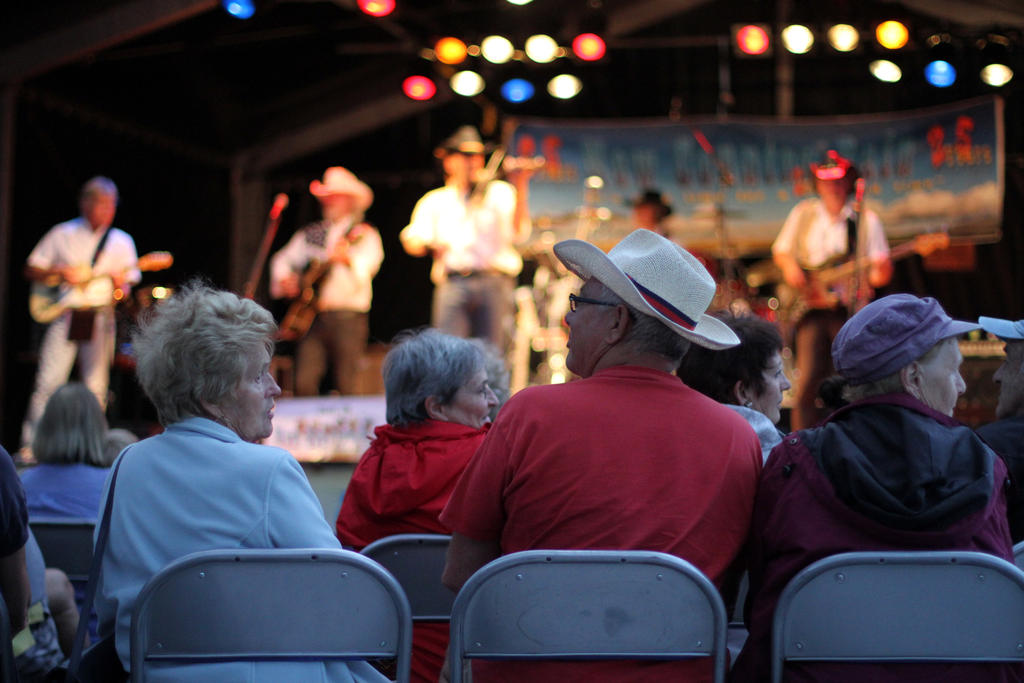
[554,229,739,350]
[309,166,374,212]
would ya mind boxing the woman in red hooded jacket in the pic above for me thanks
[336,328,499,683]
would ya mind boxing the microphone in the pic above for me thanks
[854,178,866,208]
[269,193,289,221]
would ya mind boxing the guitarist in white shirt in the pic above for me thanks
[21,177,140,451]
[772,152,892,430]
[269,166,383,396]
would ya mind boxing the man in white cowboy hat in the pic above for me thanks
[439,229,762,682]
[976,316,1024,541]
[270,166,383,395]
[21,176,140,452]
[400,125,532,350]
[773,150,892,429]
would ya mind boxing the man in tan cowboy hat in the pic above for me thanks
[772,150,892,429]
[439,229,762,682]
[400,125,532,351]
[630,188,673,237]
[270,166,383,395]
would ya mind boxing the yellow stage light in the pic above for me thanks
[876,21,909,50]
[827,24,860,52]
[434,37,467,65]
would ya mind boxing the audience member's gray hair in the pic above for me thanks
[591,281,691,363]
[103,428,140,466]
[841,337,952,403]
[384,328,485,427]
[32,382,108,467]
[133,280,277,426]
[80,176,118,204]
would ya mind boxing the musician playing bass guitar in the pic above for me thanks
[270,166,383,396]
[772,151,892,430]
[21,176,141,452]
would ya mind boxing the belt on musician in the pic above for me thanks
[447,269,504,278]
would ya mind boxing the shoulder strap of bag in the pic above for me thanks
[65,448,127,681]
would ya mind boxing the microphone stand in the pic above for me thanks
[243,193,289,300]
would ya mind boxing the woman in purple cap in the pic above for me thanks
[732,293,1018,683]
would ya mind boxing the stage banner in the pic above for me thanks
[509,96,1003,256]
[264,395,385,462]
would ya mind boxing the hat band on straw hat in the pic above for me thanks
[629,276,697,330]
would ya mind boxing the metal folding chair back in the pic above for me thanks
[361,533,453,621]
[29,517,95,581]
[449,549,728,682]
[130,548,412,682]
[771,550,1024,683]
[1013,541,1024,571]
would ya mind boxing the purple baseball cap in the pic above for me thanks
[979,316,1024,341]
[832,294,980,385]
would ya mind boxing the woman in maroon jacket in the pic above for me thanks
[336,328,498,683]
[732,294,1021,683]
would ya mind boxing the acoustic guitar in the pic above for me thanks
[29,251,174,324]
[775,232,951,324]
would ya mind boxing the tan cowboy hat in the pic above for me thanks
[309,166,374,211]
[434,125,487,157]
[554,229,739,350]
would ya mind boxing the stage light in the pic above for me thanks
[501,78,535,103]
[979,35,1014,87]
[733,24,771,56]
[402,75,436,101]
[827,24,859,52]
[876,21,909,50]
[434,37,467,64]
[358,0,394,17]
[222,0,254,19]
[572,33,606,61]
[525,34,559,63]
[781,24,814,54]
[869,59,902,83]
[981,64,1013,87]
[506,0,532,4]
[548,74,582,99]
[924,60,957,87]
[450,70,485,97]
[480,35,515,64]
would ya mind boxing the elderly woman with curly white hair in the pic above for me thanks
[94,281,386,683]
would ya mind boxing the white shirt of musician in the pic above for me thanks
[772,198,889,269]
[270,217,384,313]
[401,180,524,284]
[27,217,141,308]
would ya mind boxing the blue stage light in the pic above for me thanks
[223,0,255,19]
[924,60,956,87]
[501,78,535,103]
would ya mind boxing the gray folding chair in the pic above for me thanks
[449,549,728,682]
[1013,541,1024,571]
[129,548,412,682]
[361,533,453,621]
[28,517,95,581]
[771,550,1024,683]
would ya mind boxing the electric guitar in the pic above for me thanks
[776,232,950,323]
[29,251,174,324]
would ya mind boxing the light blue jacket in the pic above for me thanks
[95,417,386,682]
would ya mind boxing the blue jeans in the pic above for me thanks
[432,273,514,351]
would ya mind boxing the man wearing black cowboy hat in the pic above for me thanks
[772,151,892,429]
[400,125,532,351]
[630,188,673,237]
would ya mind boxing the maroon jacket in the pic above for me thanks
[731,393,1021,683]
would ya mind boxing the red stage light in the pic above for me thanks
[358,0,394,17]
[572,33,606,61]
[402,75,436,101]
[735,24,770,56]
